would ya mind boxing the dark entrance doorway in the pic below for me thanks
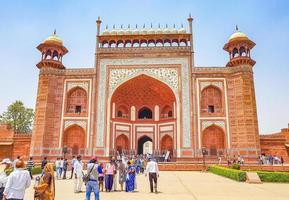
[138,136,152,154]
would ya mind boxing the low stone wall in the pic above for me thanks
[241,165,289,172]
[158,163,289,171]
[159,163,208,171]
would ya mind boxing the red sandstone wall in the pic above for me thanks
[12,134,31,160]
[30,70,65,160]
[0,124,31,160]
[227,66,260,157]
[260,128,289,163]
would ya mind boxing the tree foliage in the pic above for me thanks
[0,101,34,133]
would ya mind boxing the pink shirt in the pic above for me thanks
[105,163,115,175]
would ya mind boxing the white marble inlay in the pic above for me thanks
[109,68,178,95]
[200,81,223,91]
[201,120,225,131]
[136,126,154,132]
[64,120,87,130]
[160,125,174,132]
[67,81,89,92]
[116,125,130,131]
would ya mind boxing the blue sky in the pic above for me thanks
[0,0,288,134]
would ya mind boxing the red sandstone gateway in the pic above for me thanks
[29,16,261,162]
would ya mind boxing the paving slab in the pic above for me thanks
[24,171,289,200]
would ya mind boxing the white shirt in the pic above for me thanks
[3,168,31,199]
[55,160,60,168]
[0,169,8,187]
[74,160,83,177]
[60,160,64,168]
[146,161,159,175]
[71,158,76,166]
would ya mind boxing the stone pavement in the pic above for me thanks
[24,171,289,200]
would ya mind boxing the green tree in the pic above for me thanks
[0,100,34,133]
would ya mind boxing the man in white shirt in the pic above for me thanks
[3,159,31,200]
[55,158,61,179]
[145,158,159,193]
[0,159,12,199]
[73,155,83,193]
[59,157,64,178]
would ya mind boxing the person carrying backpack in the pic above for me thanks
[85,157,99,200]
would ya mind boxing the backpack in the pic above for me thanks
[83,164,95,184]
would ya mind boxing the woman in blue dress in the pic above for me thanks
[125,161,136,192]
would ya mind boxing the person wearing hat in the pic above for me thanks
[0,159,12,199]
[3,159,31,200]
[85,156,100,200]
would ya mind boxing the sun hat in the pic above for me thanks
[1,158,11,164]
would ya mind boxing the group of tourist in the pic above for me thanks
[0,156,55,200]
[0,154,160,200]
[71,154,160,199]
[259,154,284,165]
[0,157,32,200]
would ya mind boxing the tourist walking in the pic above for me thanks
[55,158,61,179]
[125,161,136,192]
[3,159,31,199]
[85,157,99,200]
[34,163,55,200]
[104,160,115,192]
[62,159,68,179]
[111,157,118,191]
[118,160,126,191]
[74,155,83,193]
[27,157,35,179]
[59,158,64,178]
[70,156,76,179]
[0,159,12,200]
[98,163,104,192]
[145,158,159,193]
[41,157,48,175]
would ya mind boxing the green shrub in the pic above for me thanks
[31,166,42,175]
[231,163,241,170]
[209,165,246,182]
[256,171,289,183]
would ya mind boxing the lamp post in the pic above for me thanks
[201,147,207,172]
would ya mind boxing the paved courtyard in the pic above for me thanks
[25,171,289,200]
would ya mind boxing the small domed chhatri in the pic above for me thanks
[44,30,63,46]
[228,26,250,42]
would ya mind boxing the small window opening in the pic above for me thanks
[208,105,215,113]
[75,106,82,113]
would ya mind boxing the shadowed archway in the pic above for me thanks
[138,136,153,155]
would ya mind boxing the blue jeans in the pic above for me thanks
[86,181,99,200]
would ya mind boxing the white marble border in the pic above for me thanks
[97,58,191,157]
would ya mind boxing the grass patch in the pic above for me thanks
[208,165,246,182]
[256,171,289,183]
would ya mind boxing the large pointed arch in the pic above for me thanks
[108,73,178,154]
